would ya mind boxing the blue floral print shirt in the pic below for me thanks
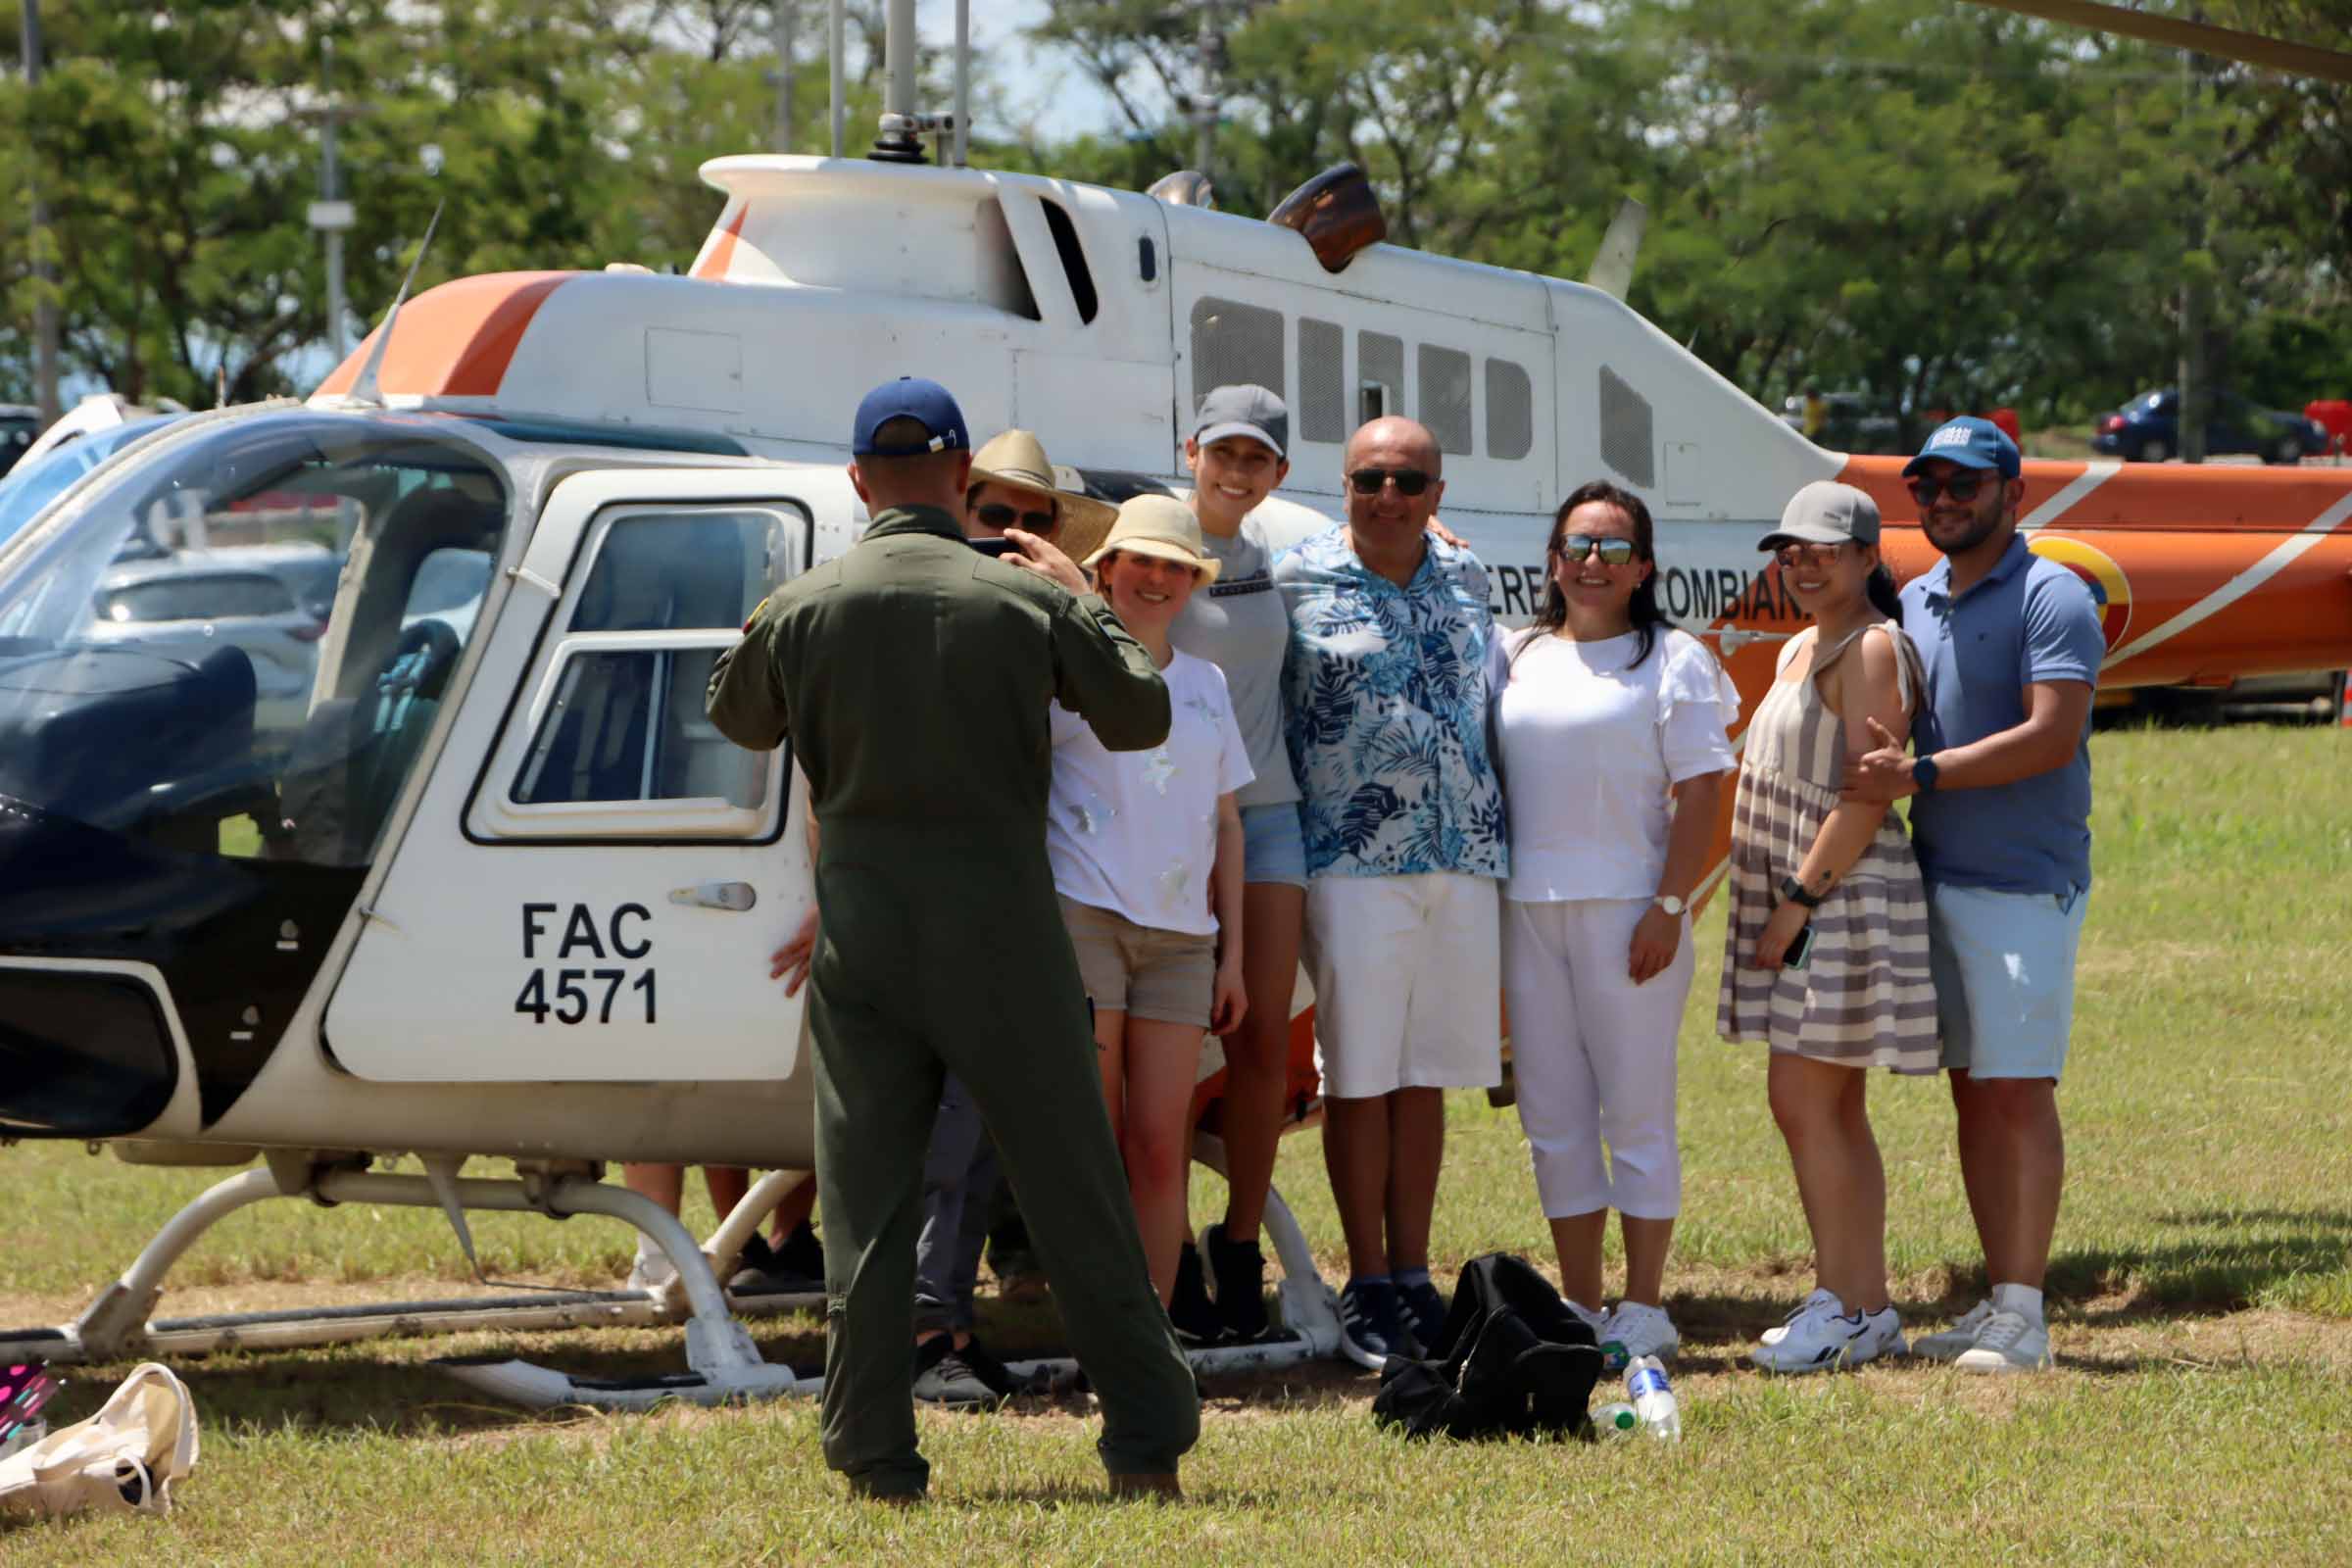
[1275,526,1509,880]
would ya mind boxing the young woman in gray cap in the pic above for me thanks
[1717,479,1936,1376]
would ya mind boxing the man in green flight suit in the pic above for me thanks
[707,377,1199,1502]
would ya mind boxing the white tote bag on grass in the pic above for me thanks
[0,1362,200,1518]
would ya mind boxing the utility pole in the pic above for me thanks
[307,39,358,366]
[770,0,794,152]
[2177,31,2210,463]
[21,0,61,425]
[1191,1,1219,175]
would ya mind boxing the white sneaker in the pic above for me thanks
[1953,1308,2051,1373]
[1563,1298,1606,1339]
[1599,1300,1680,1361]
[1753,1301,1906,1374]
[1761,1289,1839,1348]
[1912,1298,1995,1362]
[626,1242,678,1293]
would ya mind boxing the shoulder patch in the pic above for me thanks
[743,594,770,633]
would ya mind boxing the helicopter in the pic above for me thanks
[1,1,2347,1412]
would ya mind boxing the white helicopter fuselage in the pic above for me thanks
[2,155,2346,1180]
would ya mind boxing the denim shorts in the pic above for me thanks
[1240,802,1307,888]
[1929,882,2089,1081]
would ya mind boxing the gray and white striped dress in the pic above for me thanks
[1716,621,1938,1072]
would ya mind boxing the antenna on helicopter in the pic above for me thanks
[1147,171,1217,209]
[1586,198,1648,302]
[342,199,445,409]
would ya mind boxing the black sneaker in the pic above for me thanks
[957,1335,1048,1398]
[729,1229,823,1296]
[1169,1239,1225,1347]
[1199,1222,1271,1342]
[911,1336,1002,1409]
[1397,1276,1448,1355]
[1339,1277,1418,1360]
[773,1220,825,1283]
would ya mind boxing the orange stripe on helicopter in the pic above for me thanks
[692,202,749,281]
[314,272,578,399]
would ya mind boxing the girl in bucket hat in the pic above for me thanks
[1049,494,1251,1311]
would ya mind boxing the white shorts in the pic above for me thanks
[1302,871,1502,1100]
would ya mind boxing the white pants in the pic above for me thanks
[1502,897,1690,1219]
[1303,871,1501,1100]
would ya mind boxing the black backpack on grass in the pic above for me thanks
[1370,1252,1605,1441]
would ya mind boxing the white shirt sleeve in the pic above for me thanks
[1655,632,1740,783]
[1049,700,1086,748]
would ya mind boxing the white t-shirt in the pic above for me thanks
[1049,649,1254,936]
[1494,627,1740,904]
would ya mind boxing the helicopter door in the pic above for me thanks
[324,468,826,1083]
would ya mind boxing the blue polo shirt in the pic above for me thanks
[1900,533,2104,896]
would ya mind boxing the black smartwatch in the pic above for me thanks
[1780,875,1823,909]
[1913,753,1940,794]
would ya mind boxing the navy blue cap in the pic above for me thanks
[852,377,970,457]
[1904,416,2021,479]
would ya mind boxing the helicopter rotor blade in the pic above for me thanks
[1969,0,2352,85]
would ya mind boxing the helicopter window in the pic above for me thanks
[1598,364,1656,487]
[488,506,802,835]
[1418,345,1474,456]
[1486,359,1534,461]
[1190,298,1285,416]
[1359,331,1403,427]
[974,199,1043,322]
[0,413,510,870]
[1298,318,1347,444]
[1039,198,1100,325]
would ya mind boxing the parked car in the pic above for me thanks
[0,404,37,479]
[1780,391,1905,454]
[85,545,341,737]
[0,414,187,554]
[2091,388,2328,465]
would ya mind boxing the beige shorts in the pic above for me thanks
[1059,896,1216,1029]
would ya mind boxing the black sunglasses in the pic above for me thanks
[1906,472,1992,507]
[1551,533,1639,565]
[974,502,1057,534]
[1348,467,1432,497]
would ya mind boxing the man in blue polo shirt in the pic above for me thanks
[1847,416,2103,1374]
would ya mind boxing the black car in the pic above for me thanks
[2091,388,2328,465]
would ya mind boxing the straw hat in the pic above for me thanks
[1082,493,1221,585]
[968,429,1120,564]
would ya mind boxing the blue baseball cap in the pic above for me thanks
[851,376,970,457]
[1904,416,2021,480]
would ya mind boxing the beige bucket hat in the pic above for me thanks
[968,429,1120,564]
[1082,493,1221,585]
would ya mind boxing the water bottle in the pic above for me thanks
[1626,1354,1682,1442]
[1592,1400,1638,1439]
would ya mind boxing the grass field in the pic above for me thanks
[4,723,2349,1563]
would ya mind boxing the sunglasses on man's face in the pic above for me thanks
[974,502,1058,534]
[1906,472,1993,507]
[1348,467,1433,497]
[1551,533,1639,566]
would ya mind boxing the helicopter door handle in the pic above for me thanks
[668,881,758,911]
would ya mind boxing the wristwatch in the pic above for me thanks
[1653,894,1687,916]
[1913,753,1940,793]
[1780,875,1823,909]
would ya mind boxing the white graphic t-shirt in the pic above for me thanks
[1048,649,1253,936]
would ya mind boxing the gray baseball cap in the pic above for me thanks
[1192,383,1288,459]
[1758,479,1881,551]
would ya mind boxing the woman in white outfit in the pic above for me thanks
[1494,480,1739,1360]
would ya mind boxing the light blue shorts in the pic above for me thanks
[1240,802,1307,889]
[1929,882,2089,1081]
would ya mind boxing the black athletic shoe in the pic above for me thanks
[1200,1221,1272,1342]
[1339,1278,1419,1361]
[1169,1239,1225,1347]
[773,1220,825,1283]
[729,1229,824,1296]
[911,1336,1001,1409]
[1397,1276,1449,1355]
[957,1335,1048,1398]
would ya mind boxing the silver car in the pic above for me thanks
[86,546,339,737]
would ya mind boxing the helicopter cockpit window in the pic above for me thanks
[493,506,804,836]
[0,413,510,872]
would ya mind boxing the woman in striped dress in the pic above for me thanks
[1718,480,1937,1375]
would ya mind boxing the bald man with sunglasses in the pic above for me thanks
[1274,416,1509,1363]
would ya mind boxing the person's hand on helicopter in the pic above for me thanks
[1842,716,1917,803]
[1001,528,1091,597]
[768,905,820,999]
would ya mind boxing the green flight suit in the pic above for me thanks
[708,503,1198,1496]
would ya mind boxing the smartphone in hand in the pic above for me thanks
[969,536,1022,560]
[1785,924,1817,971]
